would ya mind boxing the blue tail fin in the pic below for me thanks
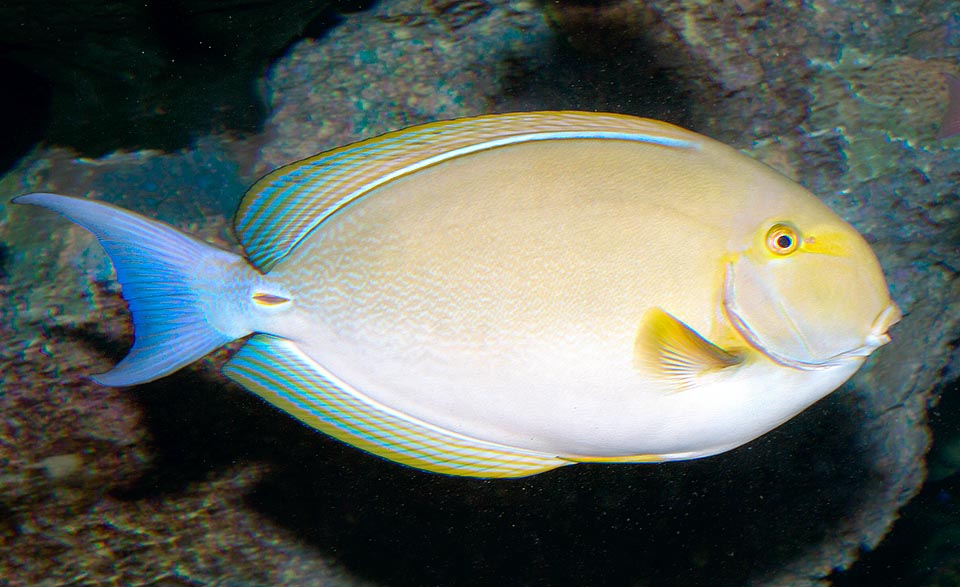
[15,193,251,386]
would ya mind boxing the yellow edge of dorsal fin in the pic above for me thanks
[223,335,570,478]
[233,111,700,272]
[635,308,745,393]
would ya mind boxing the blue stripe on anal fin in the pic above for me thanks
[223,335,570,478]
[14,193,246,386]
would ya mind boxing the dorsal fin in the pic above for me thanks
[233,111,699,272]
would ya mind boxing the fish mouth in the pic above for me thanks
[864,302,902,349]
[819,301,902,364]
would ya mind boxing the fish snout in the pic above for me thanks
[865,302,902,349]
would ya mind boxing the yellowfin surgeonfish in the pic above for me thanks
[15,112,901,478]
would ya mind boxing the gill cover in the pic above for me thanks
[723,223,894,369]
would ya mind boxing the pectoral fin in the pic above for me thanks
[635,308,744,392]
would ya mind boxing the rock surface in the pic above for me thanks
[0,0,342,166]
[1,0,958,585]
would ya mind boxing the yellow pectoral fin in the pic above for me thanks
[635,308,744,393]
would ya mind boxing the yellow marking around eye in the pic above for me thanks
[800,232,848,256]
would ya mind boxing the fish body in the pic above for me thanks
[16,112,900,477]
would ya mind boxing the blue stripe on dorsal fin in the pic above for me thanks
[234,111,699,272]
[223,334,571,478]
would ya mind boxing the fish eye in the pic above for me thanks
[765,223,799,255]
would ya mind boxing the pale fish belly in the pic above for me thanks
[265,140,754,456]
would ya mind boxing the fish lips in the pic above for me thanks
[721,260,900,371]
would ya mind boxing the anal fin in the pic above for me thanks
[224,335,570,478]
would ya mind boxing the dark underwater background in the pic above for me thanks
[0,1,958,585]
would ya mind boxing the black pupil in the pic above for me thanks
[776,234,793,249]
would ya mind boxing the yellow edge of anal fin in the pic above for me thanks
[564,454,666,464]
[222,334,570,478]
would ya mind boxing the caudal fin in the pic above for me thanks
[15,193,250,386]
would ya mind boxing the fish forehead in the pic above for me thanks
[261,138,821,455]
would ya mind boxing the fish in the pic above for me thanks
[15,111,901,478]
